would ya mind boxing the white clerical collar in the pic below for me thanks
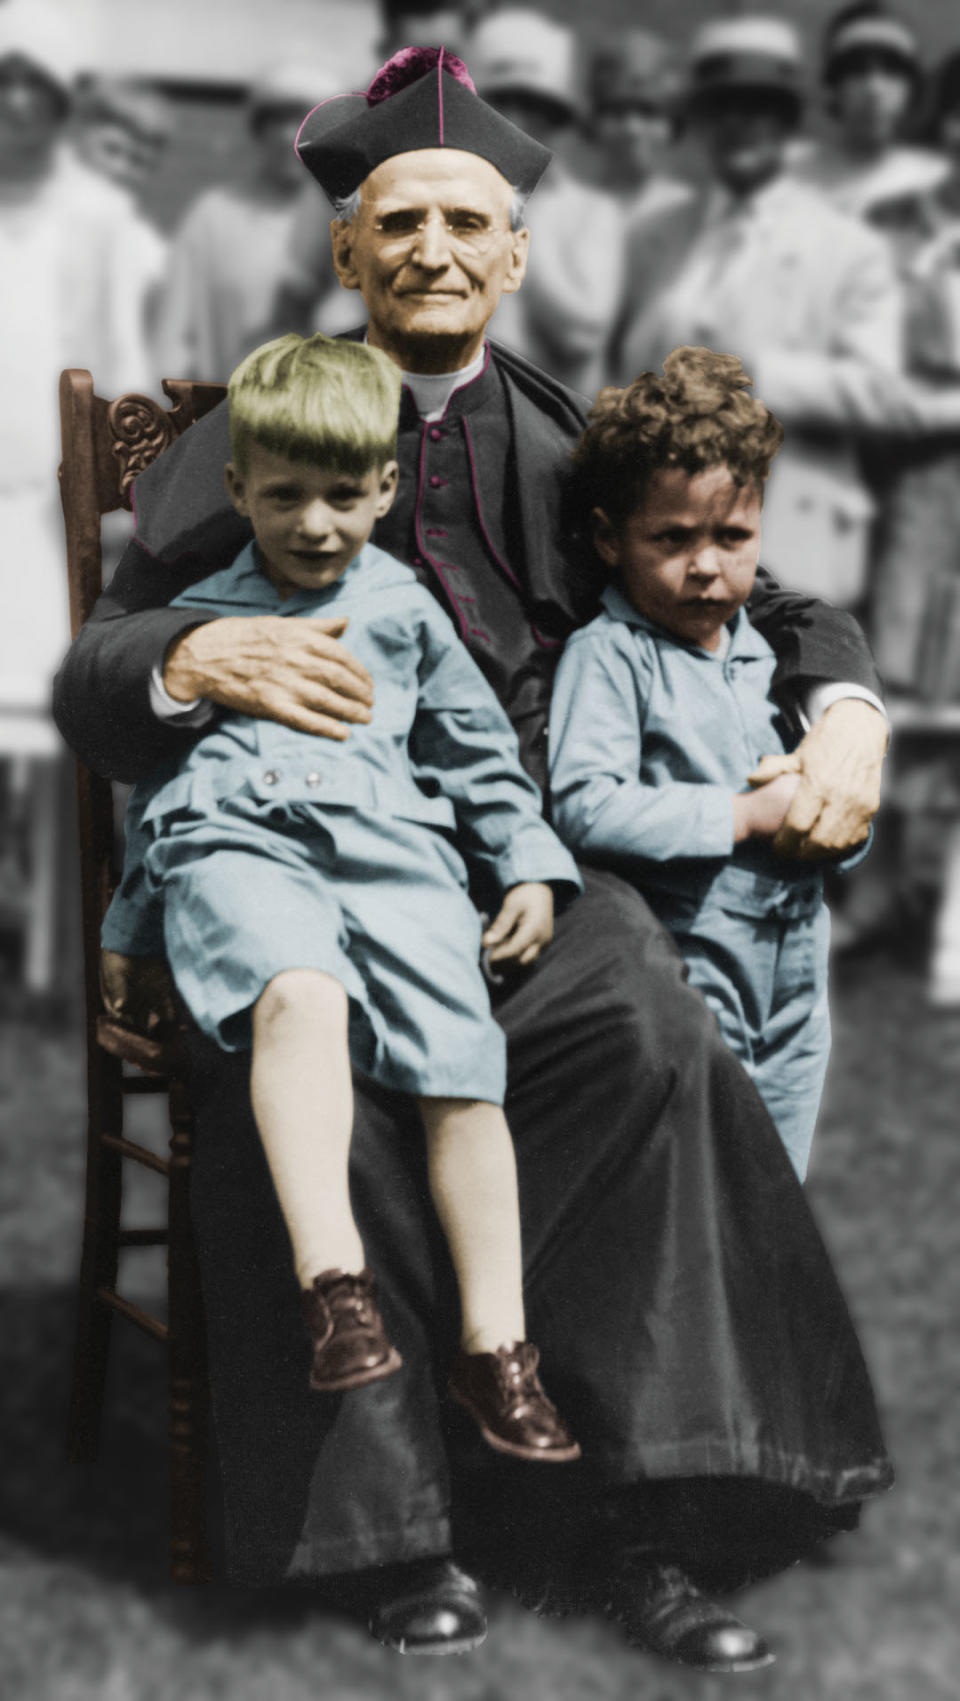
[400,343,488,421]
[360,333,488,420]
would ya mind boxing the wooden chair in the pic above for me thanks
[59,369,227,1583]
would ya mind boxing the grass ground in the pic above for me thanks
[1,952,957,1700]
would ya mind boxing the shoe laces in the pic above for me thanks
[618,1557,709,1617]
[603,1557,711,1633]
[645,1562,705,1603]
[327,1273,377,1330]
[492,1342,546,1403]
[304,1269,378,1336]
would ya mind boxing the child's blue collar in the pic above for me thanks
[599,582,769,659]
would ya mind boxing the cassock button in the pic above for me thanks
[263,770,279,786]
[429,474,447,488]
[428,427,444,442]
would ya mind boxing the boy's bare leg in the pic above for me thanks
[419,1097,525,1351]
[421,1095,580,1462]
[251,968,401,1392]
[250,968,365,1285]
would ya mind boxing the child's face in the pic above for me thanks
[594,464,762,652]
[225,444,399,597]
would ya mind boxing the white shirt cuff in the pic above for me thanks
[149,664,216,727]
[802,681,887,730]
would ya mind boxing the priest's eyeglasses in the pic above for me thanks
[369,206,511,256]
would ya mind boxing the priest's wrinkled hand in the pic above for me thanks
[164,615,374,740]
[747,699,888,860]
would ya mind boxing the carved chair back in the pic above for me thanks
[59,370,227,1028]
[60,372,227,630]
[58,370,226,1586]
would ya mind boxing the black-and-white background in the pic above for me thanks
[1,2,957,1696]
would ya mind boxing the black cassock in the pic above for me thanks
[54,338,892,1591]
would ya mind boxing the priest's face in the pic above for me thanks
[331,148,529,373]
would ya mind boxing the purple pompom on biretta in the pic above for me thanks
[296,44,551,204]
[365,45,477,104]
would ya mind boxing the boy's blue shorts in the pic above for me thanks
[144,793,507,1103]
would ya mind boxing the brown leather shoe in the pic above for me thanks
[301,1267,402,1392]
[448,1342,581,1462]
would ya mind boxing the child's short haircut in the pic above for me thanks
[572,345,784,529]
[228,333,402,475]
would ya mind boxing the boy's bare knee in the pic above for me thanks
[419,1097,507,1148]
[255,969,346,1031]
[419,1094,476,1127]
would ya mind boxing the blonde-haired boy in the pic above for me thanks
[105,334,581,1461]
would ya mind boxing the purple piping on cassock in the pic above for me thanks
[406,344,495,641]
[413,418,471,640]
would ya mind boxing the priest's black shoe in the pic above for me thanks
[366,1556,488,1655]
[605,1558,774,1671]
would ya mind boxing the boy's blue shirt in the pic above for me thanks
[549,584,861,918]
[105,540,581,956]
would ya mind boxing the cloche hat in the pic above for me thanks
[687,16,806,117]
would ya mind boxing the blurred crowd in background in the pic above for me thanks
[3,0,960,1016]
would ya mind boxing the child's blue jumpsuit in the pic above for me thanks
[548,585,838,1180]
[104,541,581,1103]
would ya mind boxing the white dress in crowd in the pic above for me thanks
[0,145,155,722]
[0,144,155,992]
[70,157,170,364]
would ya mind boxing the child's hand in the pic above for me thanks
[732,773,803,842]
[749,700,886,859]
[100,950,179,1035]
[482,883,555,967]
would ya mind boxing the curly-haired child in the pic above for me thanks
[549,346,869,1179]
